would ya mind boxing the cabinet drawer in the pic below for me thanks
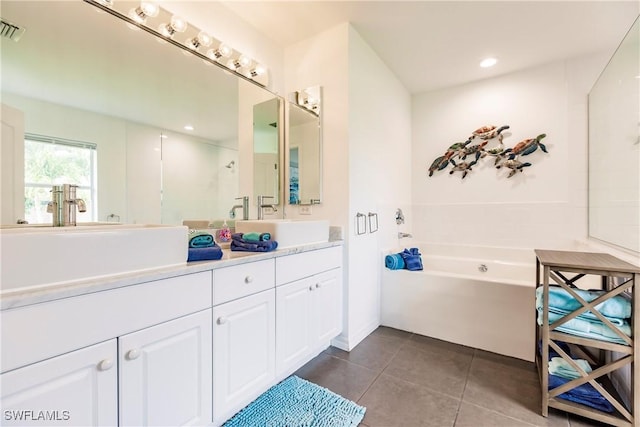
[276,246,342,286]
[214,259,275,305]
[1,271,212,373]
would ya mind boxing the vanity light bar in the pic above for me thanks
[83,0,268,87]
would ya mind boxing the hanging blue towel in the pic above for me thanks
[188,232,214,248]
[548,374,614,413]
[187,245,223,262]
[385,254,405,270]
[400,248,423,271]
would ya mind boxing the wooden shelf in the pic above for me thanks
[535,249,640,425]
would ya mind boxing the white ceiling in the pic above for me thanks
[221,0,640,93]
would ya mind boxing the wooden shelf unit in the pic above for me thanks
[535,249,640,427]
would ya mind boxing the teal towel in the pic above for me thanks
[385,254,405,270]
[536,308,631,344]
[535,286,631,319]
[243,232,261,242]
[260,232,271,241]
[189,232,214,248]
[549,357,592,380]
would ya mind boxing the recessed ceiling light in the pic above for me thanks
[480,57,497,68]
[184,125,194,131]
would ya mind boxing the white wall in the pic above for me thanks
[411,53,608,250]
[164,1,285,95]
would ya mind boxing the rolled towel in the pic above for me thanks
[189,232,214,248]
[400,248,423,271]
[260,232,271,241]
[187,246,223,262]
[385,254,405,270]
[242,232,261,242]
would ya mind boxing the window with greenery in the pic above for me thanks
[24,134,97,224]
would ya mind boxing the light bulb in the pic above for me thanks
[140,1,159,17]
[218,43,232,58]
[238,54,252,68]
[170,16,187,33]
[129,8,145,24]
[187,31,212,50]
[226,59,237,70]
[250,64,266,77]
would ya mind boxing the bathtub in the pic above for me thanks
[381,243,537,361]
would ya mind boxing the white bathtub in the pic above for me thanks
[381,243,537,361]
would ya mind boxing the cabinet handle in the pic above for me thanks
[308,285,314,291]
[97,359,113,371]
[126,349,140,361]
[244,276,253,284]
[217,317,228,325]
[315,283,321,289]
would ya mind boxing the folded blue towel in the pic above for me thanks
[189,232,214,248]
[548,374,614,413]
[538,340,572,360]
[537,308,631,345]
[187,246,223,262]
[400,248,423,271]
[385,254,405,270]
[535,286,631,319]
[231,234,278,252]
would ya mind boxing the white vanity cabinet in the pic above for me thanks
[1,271,213,427]
[119,309,212,427]
[275,247,343,377]
[0,340,118,427]
[212,261,276,426]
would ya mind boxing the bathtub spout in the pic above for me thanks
[398,232,412,239]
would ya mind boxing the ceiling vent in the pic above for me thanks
[0,18,26,42]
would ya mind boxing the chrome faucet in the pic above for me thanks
[398,232,413,239]
[229,196,249,220]
[257,195,278,220]
[46,184,87,226]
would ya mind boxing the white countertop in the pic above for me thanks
[1,240,343,311]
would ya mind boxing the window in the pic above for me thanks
[24,134,97,224]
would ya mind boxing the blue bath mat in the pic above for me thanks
[223,375,366,427]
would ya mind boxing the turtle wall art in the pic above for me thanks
[427,125,548,179]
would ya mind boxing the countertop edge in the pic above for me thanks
[1,240,343,310]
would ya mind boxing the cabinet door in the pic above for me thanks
[0,340,117,426]
[119,309,212,427]
[312,268,343,349]
[276,278,314,376]
[213,289,275,426]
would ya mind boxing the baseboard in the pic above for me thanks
[330,319,379,351]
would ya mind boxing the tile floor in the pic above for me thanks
[294,327,609,427]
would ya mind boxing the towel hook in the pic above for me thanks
[368,212,379,233]
[355,212,367,235]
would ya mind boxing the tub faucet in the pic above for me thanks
[229,196,249,220]
[46,184,87,227]
[398,232,413,239]
[257,195,278,220]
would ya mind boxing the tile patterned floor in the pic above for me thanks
[294,327,609,427]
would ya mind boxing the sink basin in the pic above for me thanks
[235,219,329,248]
[1,224,188,292]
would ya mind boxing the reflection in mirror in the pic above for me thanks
[0,0,280,227]
[588,16,639,252]
[253,98,281,206]
[288,87,322,205]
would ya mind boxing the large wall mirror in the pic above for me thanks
[288,87,322,205]
[588,16,639,252]
[0,0,282,226]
